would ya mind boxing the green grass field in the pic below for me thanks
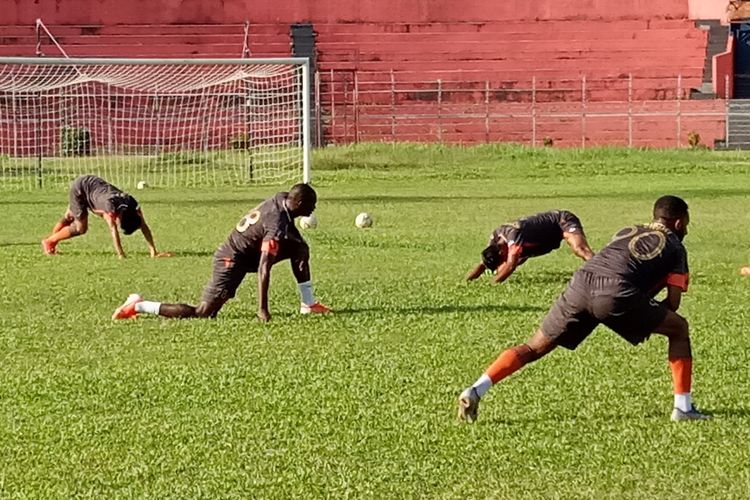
[2,144,750,498]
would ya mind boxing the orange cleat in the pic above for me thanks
[300,301,332,315]
[112,294,143,320]
[41,239,57,256]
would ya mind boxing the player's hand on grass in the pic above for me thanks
[152,251,174,258]
[740,266,750,276]
[257,308,271,322]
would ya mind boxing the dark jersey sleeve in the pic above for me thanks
[666,245,689,292]
[493,224,523,260]
[558,211,584,234]
[260,210,292,256]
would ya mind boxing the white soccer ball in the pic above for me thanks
[136,180,148,190]
[355,212,373,228]
[299,214,318,230]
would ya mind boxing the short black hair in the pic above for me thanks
[653,195,689,220]
[481,244,501,271]
[119,207,142,235]
[289,183,317,203]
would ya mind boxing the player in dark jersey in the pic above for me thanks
[42,175,168,259]
[458,196,711,422]
[111,183,331,322]
[466,210,594,284]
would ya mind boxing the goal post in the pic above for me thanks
[0,57,312,190]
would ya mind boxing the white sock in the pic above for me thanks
[135,301,161,315]
[674,393,692,412]
[298,280,315,306]
[471,374,493,398]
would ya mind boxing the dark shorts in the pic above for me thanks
[200,245,261,304]
[68,176,92,219]
[540,270,668,350]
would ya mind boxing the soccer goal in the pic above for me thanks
[0,57,311,190]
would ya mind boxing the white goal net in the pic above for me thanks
[0,57,311,190]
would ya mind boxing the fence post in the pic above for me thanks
[329,69,335,144]
[354,71,359,144]
[484,80,490,143]
[725,74,730,148]
[581,76,587,148]
[314,70,321,147]
[532,76,537,147]
[390,70,396,142]
[628,74,633,147]
[343,78,349,143]
[676,74,682,147]
[437,79,443,144]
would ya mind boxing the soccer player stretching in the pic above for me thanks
[458,196,710,422]
[42,175,166,259]
[466,210,594,284]
[112,183,331,322]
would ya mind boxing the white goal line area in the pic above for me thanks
[0,57,312,190]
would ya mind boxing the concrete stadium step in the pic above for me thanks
[317,51,707,65]
[48,34,249,46]
[313,19,698,35]
[317,28,706,44]
[318,41,705,60]
[318,60,705,75]
[17,44,248,57]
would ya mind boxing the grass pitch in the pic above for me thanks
[1,144,750,498]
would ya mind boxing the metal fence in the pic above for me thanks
[315,71,728,148]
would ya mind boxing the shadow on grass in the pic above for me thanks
[700,407,750,418]
[335,304,545,315]
[476,408,667,426]
[0,241,39,248]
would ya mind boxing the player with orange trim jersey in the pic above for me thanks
[112,183,331,322]
[42,175,167,259]
[458,196,710,423]
[466,210,594,284]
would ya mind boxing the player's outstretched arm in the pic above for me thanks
[564,231,594,261]
[492,253,519,284]
[257,251,273,322]
[139,217,171,257]
[105,214,126,259]
[660,285,683,312]
[492,261,517,284]
[466,263,486,281]
[140,217,158,257]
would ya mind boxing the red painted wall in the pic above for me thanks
[3,0,691,25]
[714,36,734,98]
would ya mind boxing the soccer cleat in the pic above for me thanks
[457,387,481,423]
[41,239,57,256]
[112,294,143,320]
[671,405,712,422]
[300,301,332,314]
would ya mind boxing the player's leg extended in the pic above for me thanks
[652,310,711,421]
[113,253,239,320]
[112,294,227,319]
[153,298,226,318]
[458,330,555,423]
[290,246,331,314]
[42,213,87,255]
[51,209,74,234]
